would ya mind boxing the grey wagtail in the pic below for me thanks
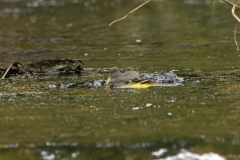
[106,67,156,88]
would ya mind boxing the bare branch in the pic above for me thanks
[109,0,152,26]
[222,0,240,51]
[231,4,240,22]
[231,4,240,50]
[223,0,240,7]
[1,62,22,80]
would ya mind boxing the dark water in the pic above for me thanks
[1,0,240,159]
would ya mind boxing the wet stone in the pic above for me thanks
[0,59,83,78]
[24,59,83,75]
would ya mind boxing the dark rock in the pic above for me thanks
[0,58,83,78]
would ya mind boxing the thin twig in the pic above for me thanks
[109,0,152,26]
[1,62,22,79]
[1,63,13,79]
[233,23,239,51]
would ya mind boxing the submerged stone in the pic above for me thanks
[24,59,83,75]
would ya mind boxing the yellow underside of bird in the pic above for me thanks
[106,77,158,89]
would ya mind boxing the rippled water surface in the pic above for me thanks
[1,0,240,159]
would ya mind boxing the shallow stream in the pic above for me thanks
[1,0,240,159]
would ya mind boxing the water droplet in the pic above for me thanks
[145,103,152,107]
[66,23,73,27]
[200,135,205,139]
[151,148,168,157]
[84,1,90,7]
[71,151,80,158]
[132,107,139,110]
